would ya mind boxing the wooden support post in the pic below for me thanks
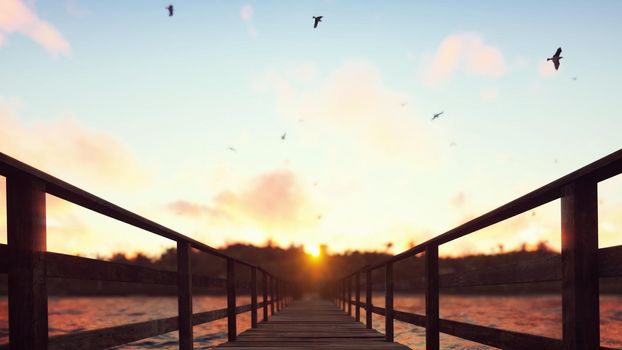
[366,269,372,329]
[347,276,352,316]
[7,176,48,350]
[262,271,268,322]
[341,279,345,310]
[251,267,258,328]
[385,262,394,342]
[355,272,361,322]
[226,258,236,341]
[426,245,440,350]
[177,241,193,350]
[270,275,275,315]
[561,180,599,350]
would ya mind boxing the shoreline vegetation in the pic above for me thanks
[0,241,619,296]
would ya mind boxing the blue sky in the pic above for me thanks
[1,0,621,257]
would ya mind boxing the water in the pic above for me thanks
[1,295,621,349]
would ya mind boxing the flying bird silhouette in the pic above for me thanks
[400,102,408,107]
[281,132,287,140]
[547,47,562,70]
[432,111,444,121]
[313,16,323,28]
[166,5,174,16]
[572,76,578,81]
[228,147,236,152]
[450,142,457,147]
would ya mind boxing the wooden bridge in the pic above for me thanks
[1,148,622,350]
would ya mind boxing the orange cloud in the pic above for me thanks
[0,0,70,56]
[0,101,147,189]
[169,169,317,233]
[424,33,506,85]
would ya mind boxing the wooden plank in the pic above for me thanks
[227,258,237,341]
[598,245,622,277]
[7,175,48,350]
[251,267,258,328]
[385,262,394,342]
[262,270,268,322]
[347,276,352,316]
[270,275,275,315]
[426,245,439,350]
[355,272,360,322]
[177,241,193,350]
[365,269,372,329]
[561,181,599,350]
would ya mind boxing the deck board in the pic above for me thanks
[214,299,409,349]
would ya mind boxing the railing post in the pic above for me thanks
[270,275,275,315]
[561,180,599,350]
[7,176,48,350]
[276,280,281,312]
[226,258,236,341]
[262,270,268,322]
[347,276,352,316]
[366,269,372,329]
[426,245,439,350]
[355,272,361,322]
[177,241,193,350]
[341,279,345,310]
[385,262,394,342]
[251,267,258,328]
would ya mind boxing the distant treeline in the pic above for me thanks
[0,241,619,295]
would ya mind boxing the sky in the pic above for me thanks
[1,0,621,258]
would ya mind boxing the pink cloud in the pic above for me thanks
[169,169,316,232]
[424,33,506,85]
[0,0,70,56]
[240,4,257,37]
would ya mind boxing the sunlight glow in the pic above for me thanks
[305,245,321,258]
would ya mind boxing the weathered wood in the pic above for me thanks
[561,180,599,350]
[347,276,352,316]
[177,241,193,350]
[7,175,48,350]
[355,272,361,322]
[213,298,409,350]
[598,244,622,277]
[227,258,237,341]
[270,275,275,315]
[385,262,394,342]
[251,267,258,328]
[276,279,281,312]
[262,271,268,322]
[365,269,372,329]
[426,245,439,350]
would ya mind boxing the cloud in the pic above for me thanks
[261,61,445,160]
[424,33,506,85]
[0,0,70,56]
[240,4,257,37]
[0,100,147,189]
[169,169,317,233]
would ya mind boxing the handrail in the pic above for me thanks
[332,147,622,349]
[0,151,292,349]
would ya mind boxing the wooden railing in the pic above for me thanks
[0,152,292,350]
[332,148,622,350]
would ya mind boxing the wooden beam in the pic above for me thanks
[365,269,372,329]
[426,245,439,350]
[355,272,361,322]
[7,175,48,350]
[262,271,268,322]
[251,267,258,328]
[177,241,193,350]
[561,180,599,350]
[347,276,352,316]
[227,258,237,341]
[270,275,275,315]
[385,262,394,342]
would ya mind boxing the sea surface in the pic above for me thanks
[0,294,621,349]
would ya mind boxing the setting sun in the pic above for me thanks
[305,245,321,258]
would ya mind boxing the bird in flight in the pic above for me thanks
[228,147,236,152]
[313,16,323,28]
[572,76,578,81]
[281,132,287,140]
[432,111,444,121]
[400,102,408,107]
[166,5,174,16]
[547,47,562,70]
[450,142,457,147]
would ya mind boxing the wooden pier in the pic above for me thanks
[214,298,408,350]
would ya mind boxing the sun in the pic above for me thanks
[305,245,321,258]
